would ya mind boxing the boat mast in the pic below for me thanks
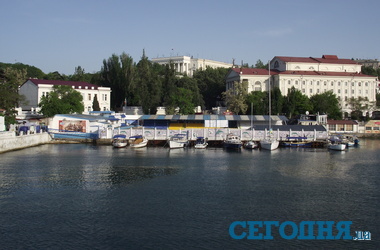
[268,61,271,130]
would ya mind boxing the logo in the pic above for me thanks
[229,221,371,240]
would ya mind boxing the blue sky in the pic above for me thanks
[1,0,379,75]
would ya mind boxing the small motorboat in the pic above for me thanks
[245,140,258,149]
[223,133,242,149]
[129,135,148,148]
[328,136,347,151]
[112,134,128,148]
[194,137,208,149]
[168,134,189,149]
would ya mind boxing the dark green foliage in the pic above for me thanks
[310,91,342,119]
[38,85,84,117]
[283,87,313,118]
[0,67,27,126]
[92,94,101,111]
[193,67,229,109]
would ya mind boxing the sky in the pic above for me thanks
[1,0,379,75]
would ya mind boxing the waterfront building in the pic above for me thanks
[19,79,112,113]
[364,120,380,134]
[151,56,233,77]
[327,120,360,134]
[225,55,379,117]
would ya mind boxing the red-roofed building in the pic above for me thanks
[19,79,112,113]
[225,55,378,116]
[327,120,359,133]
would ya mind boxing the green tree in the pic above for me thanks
[254,59,267,69]
[92,94,101,111]
[246,91,267,115]
[193,67,229,109]
[271,87,284,115]
[0,67,27,126]
[172,88,195,114]
[310,91,342,119]
[222,81,248,114]
[161,62,178,111]
[283,87,313,118]
[39,85,84,117]
[101,53,135,110]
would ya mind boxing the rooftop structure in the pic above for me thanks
[151,56,233,77]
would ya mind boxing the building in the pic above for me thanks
[354,59,380,69]
[327,120,359,134]
[151,56,233,77]
[19,79,111,113]
[225,55,379,116]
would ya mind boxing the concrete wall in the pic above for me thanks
[0,132,51,153]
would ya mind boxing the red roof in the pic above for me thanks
[327,120,358,125]
[274,55,357,65]
[232,68,374,78]
[231,68,276,75]
[26,79,99,90]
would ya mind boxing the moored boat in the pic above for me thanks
[245,140,258,149]
[168,133,189,149]
[129,135,148,148]
[112,134,128,148]
[281,136,313,147]
[328,136,347,151]
[223,133,242,149]
[194,137,208,149]
[260,137,280,151]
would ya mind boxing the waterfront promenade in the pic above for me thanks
[0,131,51,153]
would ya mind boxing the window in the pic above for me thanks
[365,82,368,86]
[288,80,291,85]
[338,82,341,86]
[329,124,336,131]
[324,81,327,86]
[302,89,305,93]
[317,81,320,85]
[374,127,380,131]
[88,94,91,100]
[295,81,298,85]
[345,82,347,86]
[331,82,334,86]
[365,127,372,131]
[317,89,320,93]
[338,89,341,94]
[302,81,306,85]
[310,89,313,94]
[352,82,354,86]
[358,82,362,86]
[352,90,354,94]
[345,89,348,94]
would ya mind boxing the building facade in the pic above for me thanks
[225,55,379,116]
[19,79,112,113]
[151,56,233,77]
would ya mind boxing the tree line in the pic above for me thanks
[1,54,379,127]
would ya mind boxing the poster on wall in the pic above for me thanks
[59,120,86,132]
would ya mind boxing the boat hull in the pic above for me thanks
[223,142,242,149]
[260,140,279,150]
[169,141,188,149]
[328,143,346,151]
[130,139,148,148]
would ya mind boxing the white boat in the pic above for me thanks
[245,140,258,149]
[168,133,189,149]
[112,134,128,148]
[129,135,148,148]
[328,136,347,151]
[260,136,280,151]
[260,62,279,151]
[194,137,208,149]
[223,133,242,149]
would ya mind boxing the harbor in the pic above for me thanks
[0,140,378,249]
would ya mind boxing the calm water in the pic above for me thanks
[0,140,379,249]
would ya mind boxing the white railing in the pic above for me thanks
[110,127,328,141]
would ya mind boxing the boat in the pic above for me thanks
[112,134,128,148]
[223,133,242,149]
[281,136,313,147]
[129,135,148,148]
[260,62,279,151]
[194,137,208,149]
[245,103,258,149]
[245,140,258,149]
[168,133,189,149]
[328,136,347,151]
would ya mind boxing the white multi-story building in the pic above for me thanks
[226,55,379,116]
[19,79,112,113]
[151,56,233,77]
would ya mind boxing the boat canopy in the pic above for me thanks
[129,135,143,139]
[113,134,127,139]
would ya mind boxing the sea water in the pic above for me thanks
[0,140,379,249]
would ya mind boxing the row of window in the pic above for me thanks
[287,80,370,87]
[42,92,108,102]
[296,88,369,95]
